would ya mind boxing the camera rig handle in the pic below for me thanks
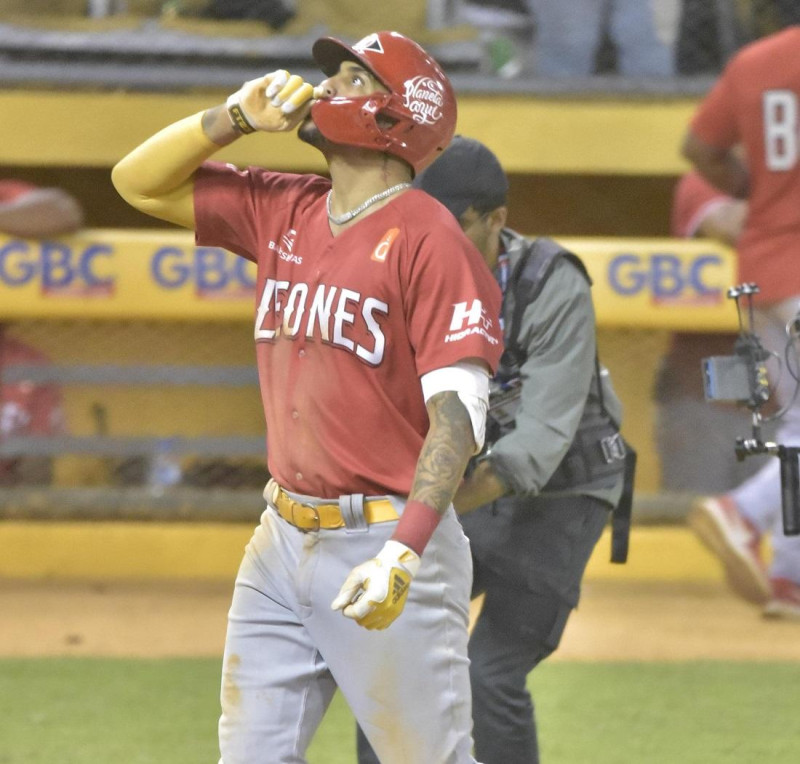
[728,284,800,535]
[735,436,800,536]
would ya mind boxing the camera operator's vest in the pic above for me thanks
[494,236,636,563]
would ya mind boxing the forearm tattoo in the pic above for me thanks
[410,391,475,514]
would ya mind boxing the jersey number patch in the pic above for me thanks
[763,89,799,171]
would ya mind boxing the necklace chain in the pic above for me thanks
[326,182,412,225]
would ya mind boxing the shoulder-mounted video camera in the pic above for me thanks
[702,283,800,536]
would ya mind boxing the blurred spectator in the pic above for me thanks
[200,0,295,30]
[682,15,800,619]
[675,0,790,75]
[458,0,534,77]
[0,180,84,238]
[0,180,82,486]
[675,0,732,75]
[0,327,66,486]
[655,170,767,494]
[526,0,674,77]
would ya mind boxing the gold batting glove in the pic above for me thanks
[331,540,421,630]
[226,69,322,134]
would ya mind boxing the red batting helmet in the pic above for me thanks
[310,31,457,174]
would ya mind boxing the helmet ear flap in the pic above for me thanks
[311,94,396,155]
[310,31,457,173]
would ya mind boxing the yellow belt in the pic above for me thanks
[270,483,399,532]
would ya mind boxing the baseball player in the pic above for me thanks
[682,13,800,618]
[112,30,503,764]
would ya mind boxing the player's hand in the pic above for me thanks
[331,540,421,630]
[226,70,323,134]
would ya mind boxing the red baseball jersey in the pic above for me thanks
[689,26,800,304]
[194,164,503,498]
[1,181,65,480]
[670,171,734,239]
[0,335,65,481]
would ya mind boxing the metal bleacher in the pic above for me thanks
[0,1,724,96]
[0,1,488,91]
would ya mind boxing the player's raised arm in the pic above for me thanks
[111,70,319,229]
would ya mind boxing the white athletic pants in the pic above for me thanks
[218,497,479,764]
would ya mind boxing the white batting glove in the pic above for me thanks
[226,70,323,134]
[331,540,421,630]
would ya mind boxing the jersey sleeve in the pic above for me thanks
[671,171,732,238]
[194,164,330,263]
[690,61,741,149]
[193,162,263,262]
[404,221,504,377]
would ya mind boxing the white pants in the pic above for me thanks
[218,498,478,764]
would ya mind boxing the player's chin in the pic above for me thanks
[298,118,325,149]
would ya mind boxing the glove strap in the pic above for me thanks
[391,500,441,556]
[226,94,257,135]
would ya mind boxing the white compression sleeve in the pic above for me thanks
[420,360,490,453]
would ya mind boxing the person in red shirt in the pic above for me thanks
[0,180,80,485]
[655,171,758,495]
[112,31,503,763]
[682,14,800,620]
[0,327,66,486]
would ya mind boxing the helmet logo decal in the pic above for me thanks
[402,76,444,125]
[353,34,384,55]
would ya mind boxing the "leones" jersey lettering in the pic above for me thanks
[254,279,389,365]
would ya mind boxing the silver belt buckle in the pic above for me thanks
[600,432,626,463]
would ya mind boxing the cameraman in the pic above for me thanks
[682,11,800,619]
[357,137,627,764]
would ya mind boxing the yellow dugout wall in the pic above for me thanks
[0,91,698,176]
